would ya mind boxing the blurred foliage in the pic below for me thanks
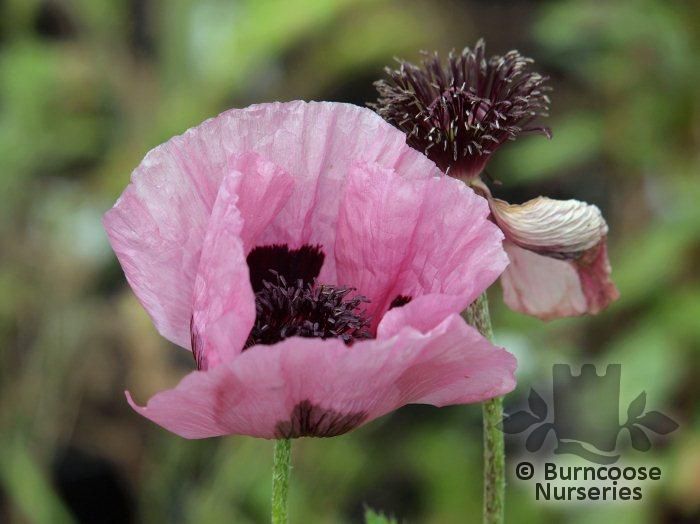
[1,0,699,523]
[364,507,398,524]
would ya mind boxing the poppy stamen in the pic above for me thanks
[370,39,552,179]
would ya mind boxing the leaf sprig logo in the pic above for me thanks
[501,364,678,464]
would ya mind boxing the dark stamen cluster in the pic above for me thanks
[370,39,551,178]
[244,271,371,349]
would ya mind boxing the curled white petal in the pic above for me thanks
[491,197,608,258]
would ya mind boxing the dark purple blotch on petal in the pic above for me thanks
[246,244,324,292]
[274,400,368,438]
[190,316,208,371]
[389,294,412,310]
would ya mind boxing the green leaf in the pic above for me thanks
[626,391,647,421]
[500,411,540,434]
[526,423,554,452]
[528,388,548,420]
[628,426,651,452]
[636,411,679,435]
[0,438,75,524]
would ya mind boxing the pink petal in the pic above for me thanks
[190,173,255,370]
[335,161,508,331]
[227,152,294,250]
[104,102,435,348]
[377,294,466,339]
[575,238,620,314]
[103,157,216,349]
[501,240,619,320]
[127,315,516,439]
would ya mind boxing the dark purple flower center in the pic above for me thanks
[244,245,372,348]
[370,39,551,179]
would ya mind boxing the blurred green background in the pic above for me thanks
[1,0,699,522]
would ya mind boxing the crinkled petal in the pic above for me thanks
[491,196,607,258]
[191,173,255,370]
[501,240,619,319]
[102,158,216,349]
[228,152,295,250]
[377,294,466,339]
[335,161,508,332]
[126,315,516,439]
[192,154,299,368]
[104,102,435,348]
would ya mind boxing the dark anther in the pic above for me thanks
[244,270,371,349]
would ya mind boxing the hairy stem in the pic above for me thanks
[271,439,292,524]
[465,293,505,524]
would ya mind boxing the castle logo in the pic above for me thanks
[501,364,679,464]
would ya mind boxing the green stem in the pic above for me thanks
[465,293,505,524]
[271,439,292,524]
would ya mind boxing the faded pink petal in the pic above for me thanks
[104,102,436,348]
[501,241,585,319]
[491,195,618,319]
[575,239,619,314]
[501,240,618,320]
[491,196,607,258]
[335,161,507,331]
[127,315,516,439]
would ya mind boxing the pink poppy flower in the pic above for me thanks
[104,101,516,439]
[372,40,619,320]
